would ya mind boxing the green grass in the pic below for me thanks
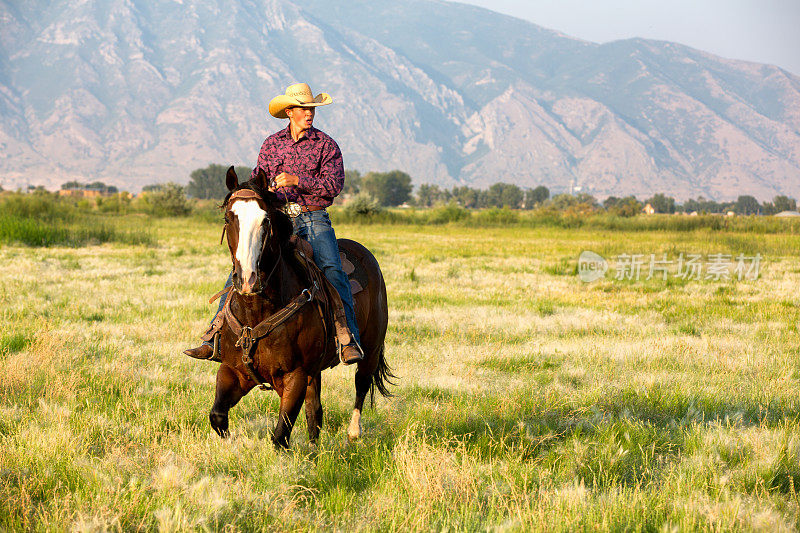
[0,332,32,355]
[1,213,799,530]
[0,212,155,247]
[0,193,155,247]
[330,206,800,234]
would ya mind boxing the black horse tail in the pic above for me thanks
[370,343,397,406]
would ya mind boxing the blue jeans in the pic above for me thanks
[209,210,360,345]
[293,210,361,345]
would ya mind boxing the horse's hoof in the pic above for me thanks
[271,434,291,450]
[347,409,362,442]
[209,411,229,438]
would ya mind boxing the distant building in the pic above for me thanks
[775,210,800,217]
[726,211,736,217]
[58,189,103,198]
[642,203,655,215]
[59,180,118,197]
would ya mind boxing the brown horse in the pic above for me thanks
[208,167,393,448]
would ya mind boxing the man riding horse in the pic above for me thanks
[184,82,364,365]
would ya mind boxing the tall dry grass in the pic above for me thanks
[0,214,799,530]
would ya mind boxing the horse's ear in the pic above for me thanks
[255,168,269,189]
[226,166,238,191]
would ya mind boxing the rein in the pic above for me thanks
[221,280,319,390]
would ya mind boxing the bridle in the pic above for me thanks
[223,188,281,296]
[215,186,321,391]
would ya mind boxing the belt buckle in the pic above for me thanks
[283,202,301,218]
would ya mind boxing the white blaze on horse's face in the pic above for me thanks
[231,200,267,293]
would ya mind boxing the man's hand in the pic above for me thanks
[269,172,299,190]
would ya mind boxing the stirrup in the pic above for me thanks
[212,331,221,361]
[338,340,364,364]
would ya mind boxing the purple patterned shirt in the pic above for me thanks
[250,126,344,208]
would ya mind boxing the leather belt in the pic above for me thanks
[300,205,325,212]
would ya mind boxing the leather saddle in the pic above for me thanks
[290,235,364,296]
[286,235,353,348]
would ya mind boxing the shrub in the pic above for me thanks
[0,190,76,222]
[192,200,225,224]
[96,193,132,214]
[605,196,643,217]
[468,207,520,226]
[346,193,384,217]
[136,183,192,217]
[425,202,469,224]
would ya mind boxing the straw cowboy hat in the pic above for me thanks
[268,83,333,119]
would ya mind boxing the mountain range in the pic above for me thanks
[1,0,799,200]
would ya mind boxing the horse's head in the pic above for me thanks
[222,166,293,294]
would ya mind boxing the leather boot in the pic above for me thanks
[341,343,364,365]
[325,281,356,347]
[183,343,221,362]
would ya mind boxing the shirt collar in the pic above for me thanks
[280,125,319,142]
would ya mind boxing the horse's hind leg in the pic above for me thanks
[304,372,323,444]
[348,357,376,442]
[210,364,247,438]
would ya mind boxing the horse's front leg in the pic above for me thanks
[304,372,323,444]
[272,367,308,449]
[210,364,247,438]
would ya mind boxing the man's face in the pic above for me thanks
[286,106,315,131]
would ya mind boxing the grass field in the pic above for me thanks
[1,213,800,531]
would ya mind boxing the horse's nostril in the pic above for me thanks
[242,271,257,291]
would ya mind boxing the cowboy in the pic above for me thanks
[184,82,364,365]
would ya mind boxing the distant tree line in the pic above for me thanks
[344,171,551,209]
[185,164,253,199]
[343,172,798,216]
[648,194,796,216]
[160,164,800,217]
[184,164,418,206]
[413,182,551,209]
[61,180,118,194]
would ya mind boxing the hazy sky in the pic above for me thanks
[456,0,800,75]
